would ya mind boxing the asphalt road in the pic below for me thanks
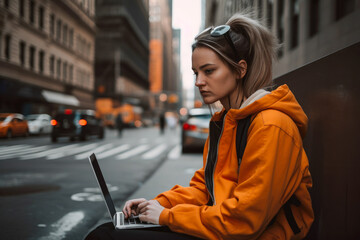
[0,127,203,240]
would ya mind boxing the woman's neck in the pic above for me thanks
[221,88,245,111]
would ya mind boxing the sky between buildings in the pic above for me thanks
[172,0,203,105]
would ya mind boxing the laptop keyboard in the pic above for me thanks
[125,215,144,225]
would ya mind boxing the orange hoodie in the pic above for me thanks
[154,85,314,239]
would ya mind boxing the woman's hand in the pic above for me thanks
[122,198,147,219]
[138,200,164,224]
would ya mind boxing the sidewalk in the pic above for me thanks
[91,147,203,226]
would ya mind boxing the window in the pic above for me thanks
[56,58,61,79]
[5,34,11,60]
[19,0,25,18]
[277,0,284,57]
[50,55,55,76]
[63,24,68,45]
[69,64,73,82]
[19,41,26,66]
[29,0,35,24]
[50,14,55,37]
[56,20,62,41]
[290,0,299,49]
[29,46,36,70]
[4,0,9,9]
[309,0,319,37]
[258,0,263,19]
[39,50,44,73]
[267,0,273,28]
[69,29,74,48]
[63,62,67,81]
[39,6,44,30]
[335,0,355,20]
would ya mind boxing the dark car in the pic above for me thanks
[51,109,104,142]
[181,108,212,153]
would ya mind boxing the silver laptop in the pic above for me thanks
[88,153,161,229]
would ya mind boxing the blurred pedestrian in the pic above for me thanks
[85,12,313,240]
[116,114,123,137]
[159,112,165,135]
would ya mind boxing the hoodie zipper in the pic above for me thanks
[205,112,226,206]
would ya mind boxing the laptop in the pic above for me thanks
[88,153,161,229]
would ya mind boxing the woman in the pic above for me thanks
[86,13,314,240]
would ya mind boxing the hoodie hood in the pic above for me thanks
[213,84,308,138]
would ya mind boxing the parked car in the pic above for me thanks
[26,114,52,135]
[0,113,29,138]
[181,108,212,153]
[51,109,105,142]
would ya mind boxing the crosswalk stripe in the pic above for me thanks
[0,146,50,160]
[117,145,150,160]
[97,144,130,159]
[20,144,80,160]
[142,143,167,160]
[0,145,31,154]
[74,143,114,160]
[47,143,99,160]
[168,145,181,159]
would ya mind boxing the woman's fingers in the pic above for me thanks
[122,198,147,218]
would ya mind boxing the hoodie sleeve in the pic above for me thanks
[158,112,305,240]
[153,138,210,208]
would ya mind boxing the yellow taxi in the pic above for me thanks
[0,113,29,138]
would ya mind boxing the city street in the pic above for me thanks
[0,127,203,240]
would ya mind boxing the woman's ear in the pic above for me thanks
[238,60,247,79]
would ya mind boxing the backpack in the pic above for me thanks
[235,116,301,235]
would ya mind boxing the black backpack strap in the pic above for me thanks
[283,195,301,234]
[235,115,252,171]
[235,115,301,235]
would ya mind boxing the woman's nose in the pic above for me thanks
[195,75,205,87]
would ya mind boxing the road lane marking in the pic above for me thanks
[74,143,114,160]
[168,145,181,159]
[142,143,167,159]
[38,211,85,240]
[20,144,80,160]
[97,144,130,159]
[46,143,98,160]
[0,146,50,159]
[0,145,31,154]
[117,145,150,160]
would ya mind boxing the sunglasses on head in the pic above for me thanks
[195,25,241,62]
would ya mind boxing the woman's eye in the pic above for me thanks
[204,69,214,74]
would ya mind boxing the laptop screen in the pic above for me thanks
[88,153,117,220]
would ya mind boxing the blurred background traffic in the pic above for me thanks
[0,0,359,239]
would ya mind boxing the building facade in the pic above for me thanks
[205,0,360,78]
[0,0,96,115]
[95,0,150,109]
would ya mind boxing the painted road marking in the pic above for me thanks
[168,145,181,159]
[74,143,114,160]
[142,143,167,159]
[117,145,150,160]
[38,211,85,240]
[96,144,130,159]
[0,146,50,159]
[47,143,98,160]
[21,144,80,160]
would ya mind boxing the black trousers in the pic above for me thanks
[84,222,203,240]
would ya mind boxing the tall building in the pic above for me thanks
[205,0,360,78]
[95,0,150,109]
[0,0,96,115]
[149,0,179,111]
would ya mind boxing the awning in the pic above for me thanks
[41,90,80,106]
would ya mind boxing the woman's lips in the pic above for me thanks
[200,91,211,96]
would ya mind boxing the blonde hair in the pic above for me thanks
[193,13,279,98]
